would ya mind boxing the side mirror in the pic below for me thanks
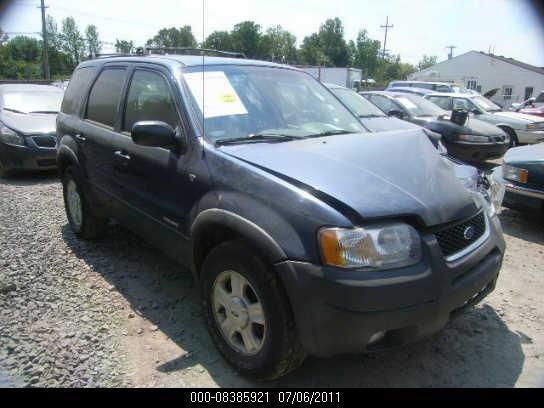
[388,109,405,119]
[131,121,186,153]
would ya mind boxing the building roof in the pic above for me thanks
[479,51,544,76]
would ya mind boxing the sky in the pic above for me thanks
[1,0,543,67]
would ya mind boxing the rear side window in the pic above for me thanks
[61,67,96,115]
[427,96,452,110]
[123,70,179,132]
[86,68,127,127]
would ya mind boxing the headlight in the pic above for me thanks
[527,123,537,130]
[319,223,422,269]
[0,123,24,146]
[457,134,490,143]
[503,164,528,183]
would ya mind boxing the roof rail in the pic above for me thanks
[86,48,146,60]
[144,47,247,59]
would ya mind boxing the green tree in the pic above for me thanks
[299,33,330,66]
[0,27,8,46]
[85,24,102,56]
[203,31,233,51]
[60,17,86,66]
[351,29,381,77]
[317,17,350,66]
[146,26,197,48]
[45,16,72,78]
[5,36,41,62]
[230,21,262,58]
[115,39,134,53]
[260,25,297,63]
[417,55,438,71]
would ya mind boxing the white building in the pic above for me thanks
[408,51,544,106]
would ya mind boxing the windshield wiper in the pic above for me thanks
[305,129,354,138]
[29,110,59,114]
[215,133,303,146]
[3,108,26,114]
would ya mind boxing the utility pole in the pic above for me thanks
[446,45,456,60]
[38,0,50,80]
[380,16,393,59]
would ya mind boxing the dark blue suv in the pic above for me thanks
[56,53,505,379]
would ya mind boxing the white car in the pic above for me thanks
[424,92,544,146]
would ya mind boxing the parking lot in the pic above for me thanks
[0,166,543,388]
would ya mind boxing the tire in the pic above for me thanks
[61,166,107,239]
[201,239,306,380]
[500,126,518,148]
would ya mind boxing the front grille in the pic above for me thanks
[435,212,486,257]
[31,134,57,148]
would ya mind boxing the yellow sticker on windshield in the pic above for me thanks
[183,71,248,118]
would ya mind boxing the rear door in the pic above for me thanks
[79,65,128,195]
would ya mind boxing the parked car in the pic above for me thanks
[424,92,544,146]
[0,84,63,177]
[492,143,544,213]
[387,80,463,93]
[57,54,505,379]
[360,91,510,162]
[515,92,544,117]
[385,86,436,97]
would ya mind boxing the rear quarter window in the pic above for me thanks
[60,67,96,115]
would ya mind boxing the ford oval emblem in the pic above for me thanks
[464,226,475,240]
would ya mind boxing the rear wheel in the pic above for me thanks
[201,239,305,380]
[62,166,107,239]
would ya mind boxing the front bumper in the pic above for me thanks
[516,129,544,144]
[0,137,57,172]
[492,166,544,211]
[276,214,505,357]
[445,140,509,162]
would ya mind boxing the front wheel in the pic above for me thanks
[201,239,305,380]
[500,127,518,148]
[62,166,107,239]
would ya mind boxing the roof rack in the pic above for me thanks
[144,47,247,59]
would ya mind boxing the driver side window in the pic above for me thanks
[453,98,476,111]
[123,69,179,133]
[369,95,396,114]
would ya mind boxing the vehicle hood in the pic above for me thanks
[492,111,544,124]
[360,116,420,132]
[220,130,479,226]
[0,110,57,135]
[504,143,544,164]
[413,115,504,137]
[519,106,544,116]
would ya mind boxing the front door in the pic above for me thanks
[109,66,193,237]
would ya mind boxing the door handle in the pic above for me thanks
[114,150,131,160]
[75,134,86,142]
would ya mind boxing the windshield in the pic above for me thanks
[181,65,365,143]
[392,93,446,117]
[2,90,64,114]
[330,87,386,118]
[471,95,502,112]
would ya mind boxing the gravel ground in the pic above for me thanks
[1,171,543,388]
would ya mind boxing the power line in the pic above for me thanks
[380,16,393,59]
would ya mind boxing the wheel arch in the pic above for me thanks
[190,209,287,279]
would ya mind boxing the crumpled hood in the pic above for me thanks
[493,111,544,124]
[0,110,57,135]
[221,130,479,226]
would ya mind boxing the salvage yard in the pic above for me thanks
[1,170,543,388]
